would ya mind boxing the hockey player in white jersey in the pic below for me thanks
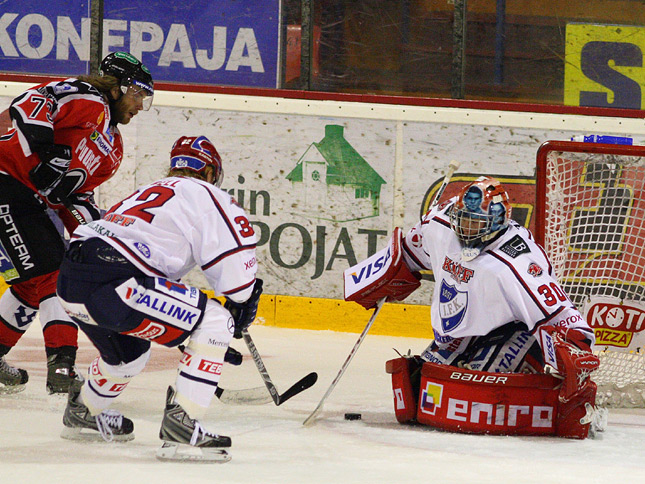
[347,176,603,438]
[56,135,261,462]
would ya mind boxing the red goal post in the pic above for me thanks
[536,140,645,407]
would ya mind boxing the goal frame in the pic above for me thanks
[535,139,645,247]
[535,139,645,407]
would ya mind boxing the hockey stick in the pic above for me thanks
[303,297,386,426]
[242,329,318,406]
[62,200,86,226]
[422,159,460,219]
[214,385,273,405]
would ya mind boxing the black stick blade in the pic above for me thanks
[277,372,318,406]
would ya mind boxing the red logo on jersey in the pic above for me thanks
[442,256,474,283]
[180,352,193,366]
[527,263,543,277]
[409,230,423,248]
[198,359,223,375]
[109,383,128,393]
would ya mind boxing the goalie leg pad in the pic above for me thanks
[415,362,562,436]
[385,357,423,423]
[555,379,599,439]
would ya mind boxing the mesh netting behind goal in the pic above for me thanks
[536,140,645,407]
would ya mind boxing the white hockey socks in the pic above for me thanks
[174,299,232,419]
[82,351,150,415]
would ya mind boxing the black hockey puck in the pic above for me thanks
[344,413,362,421]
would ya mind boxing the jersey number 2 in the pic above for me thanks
[109,186,175,223]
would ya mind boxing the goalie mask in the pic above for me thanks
[170,135,224,187]
[449,176,511,252]
[99,51,154,111]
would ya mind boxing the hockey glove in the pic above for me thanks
[224,279,263,339]
[538,325,600,403]
[224,346,243,366]
[29,144,72,195]
[46,168,88,206]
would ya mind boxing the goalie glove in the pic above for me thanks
[537,325,600,403]
[29,144,72,196]
[224,279,263,339]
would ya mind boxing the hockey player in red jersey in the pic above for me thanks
[0,52,154,394]
[56,136,260,462]
[346,176,604,439]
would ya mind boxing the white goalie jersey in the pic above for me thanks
[72,176,257,302]
[401,198,594,350]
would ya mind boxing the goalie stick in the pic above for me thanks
[422,159,460,219]
[303,297,386,426]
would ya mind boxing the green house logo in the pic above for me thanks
[286,125,386,222]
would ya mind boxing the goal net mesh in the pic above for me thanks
[541,145,645,407]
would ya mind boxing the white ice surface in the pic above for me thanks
[1,322,644,483]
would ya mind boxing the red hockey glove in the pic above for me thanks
[538,325,600,403]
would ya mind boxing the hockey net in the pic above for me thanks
[536,140,645,408]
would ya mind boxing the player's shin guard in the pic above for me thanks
[174,341,226,418]
[173,299,232,419]
[81,352,150,415]
[0,287,37,348]
[40,296,80,394]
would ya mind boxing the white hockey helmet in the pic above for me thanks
[170,135,223,187]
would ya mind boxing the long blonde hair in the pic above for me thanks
[76,74,119,94]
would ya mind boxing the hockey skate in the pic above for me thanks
[0,356,28,394]
[61,380,134,442]
[46,349,81,394]
[156,386,231,463]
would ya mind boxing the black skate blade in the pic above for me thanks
[156,442,231,463]
[60,426,134,442]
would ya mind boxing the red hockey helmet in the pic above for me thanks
[170,135,223,187]
[449,176,512,248]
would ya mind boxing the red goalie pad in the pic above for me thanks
[385,357,419,423]
[344,227,421,309]
[399,362,597,439]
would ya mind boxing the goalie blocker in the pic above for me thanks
[344,227,421,309]
[385,358,599,439]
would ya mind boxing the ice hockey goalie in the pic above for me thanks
[349,177,605,439]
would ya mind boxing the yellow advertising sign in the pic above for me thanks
[565,24,645,109]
